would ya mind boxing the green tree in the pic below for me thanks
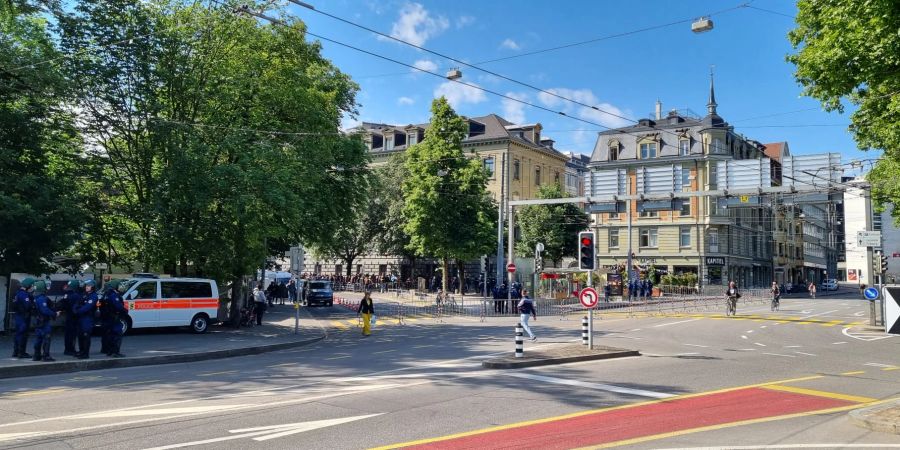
[0,0,85,275]
[787,1,900,215]
[515,183,589,267]
[402,97,494,293]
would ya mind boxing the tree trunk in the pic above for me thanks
[229,275,243,328]
[441,257,449,294]
[345,255,354,278]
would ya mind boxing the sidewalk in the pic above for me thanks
[0,305,324,379]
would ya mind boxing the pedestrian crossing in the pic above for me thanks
[603,311,868,327]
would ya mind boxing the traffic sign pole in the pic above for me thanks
[580,287,598,349]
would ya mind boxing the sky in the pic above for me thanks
[288,0,878,174]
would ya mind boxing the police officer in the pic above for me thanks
[11,277,36,359]
[32,281,60,362]
[106,281,128,358]
[59,280,81,356]
[99,280,119,356]
[74,280,98,359]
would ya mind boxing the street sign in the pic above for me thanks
[95,263,108,270]
[864,287,879,300]
[857,230,882,248]
[580,287,599,308]
[507,263,516,273]
[884,287,900,335]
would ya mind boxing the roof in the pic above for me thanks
[762,142,787,161]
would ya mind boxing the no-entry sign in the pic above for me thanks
[507,263,516,273]
[580,287,599,308]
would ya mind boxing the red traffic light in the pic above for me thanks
[581,237,592,246]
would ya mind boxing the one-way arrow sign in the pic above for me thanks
[145,414,381,449]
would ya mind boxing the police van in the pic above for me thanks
[119,278,220,334]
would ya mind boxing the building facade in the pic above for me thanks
[586,82,774,288]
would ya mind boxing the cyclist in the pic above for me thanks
[725,280,740,316]
[771,281,781,311]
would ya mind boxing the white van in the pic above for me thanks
[120,278,220,334]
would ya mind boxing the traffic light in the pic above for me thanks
[482,256,489,272]
[882,253,889,273]
[578,231,596,271]
[535,258,544,273]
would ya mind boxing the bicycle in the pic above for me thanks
[726,295,737,316]
[771,294,780,312]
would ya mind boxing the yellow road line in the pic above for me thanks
[106,380,160,387]
[331,320,349,329]
[762,384,876,403]
[198,370,237,377]
[822,320,845,327]
[883,367,899,371]
[3,388,69,398]
[841,371,866,376]
[368,375,824,450]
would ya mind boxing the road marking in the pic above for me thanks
[682,344,709,348]
[3,388,69,398]
[800,309,839,320]
[762,384,876,403]
[412,344,433,348]
[793,352,817,356]
[842,327,896,342]
[331,320,349,329]
[506,373,674,399]
[325,355,351,360]
[741,335,748,340]
[657,444,900,449]
[373,350,396,354]
[754,342,766,347]
[762,352,796,358]
[784,345,802,348]
[107,380,160,388]
[832,341,848,345]
[841,371,866,376]
[652,318,700,328]
[884,367,899,371]
[198,370,237,377]
[268,363,296,368]
[735,348,757,351]
[746,330,754,333]
[760,325,767,329]
[144,414,381,449]
[676,353,700,356]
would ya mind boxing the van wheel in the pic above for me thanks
[191,314,210,334]
[120,316,132,335]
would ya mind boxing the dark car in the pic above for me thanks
[305,281,334,307]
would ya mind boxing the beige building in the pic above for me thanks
[304,113,571,282]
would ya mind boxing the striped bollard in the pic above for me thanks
[582,316,589,346]
[515,324,524,358]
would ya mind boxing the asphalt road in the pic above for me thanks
[0,291,898,449]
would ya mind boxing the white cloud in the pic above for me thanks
[381,3,449,47]
[501,92,528,124]
[434,81,487,108]
[499,38,520,50]
[456,15,476,28]
[537,87,631,129]
[397,96,415,106]
[412,59,438,73]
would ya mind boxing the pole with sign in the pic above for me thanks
[580,287,599,349]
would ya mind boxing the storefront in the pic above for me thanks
[705,257,725,286]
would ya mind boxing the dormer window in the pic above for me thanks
[640,142,657,159]
[468,121,486,138]
[385,135,394,151]
[371,134,383,150]
[712,137,724,154]
[408,131,418,146]
[679,139,690,156]
[608,141,620,161]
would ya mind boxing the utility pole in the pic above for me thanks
[496,154,506,291]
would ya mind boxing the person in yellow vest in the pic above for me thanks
[357,291,375,337]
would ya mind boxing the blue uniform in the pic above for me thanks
[60,290,81,354]
[32,294,56,360]
[12,288,33,357]
[101,290,127,356]
[74,291,97,358]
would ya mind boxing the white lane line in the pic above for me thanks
[746,330,754,333]
[853,311,865,317]
[735,348,757,352]
[783,345,802,348]
[800,309,840,319]
[865,363,895,368]
[683,343,709,348]
[833,341,848,345]
[676,353,700,356]
[506,372,674,399]
[630,328,642,332]
[754,342,767,347]
[741,335,748,340]
[652,318,701,328]
[794,351,817,356]
[760,325,767,329]
[762,352,797,358]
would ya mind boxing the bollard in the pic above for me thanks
[515,324,524,358]
[582,316,589,346]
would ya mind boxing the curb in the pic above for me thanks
[0,333,326,380]
[481,349,640,369]
[849,400,900,435]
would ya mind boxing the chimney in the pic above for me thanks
[655,99,662,120]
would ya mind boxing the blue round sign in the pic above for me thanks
[864,287,879,300]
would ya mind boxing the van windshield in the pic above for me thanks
[309,282,330,290]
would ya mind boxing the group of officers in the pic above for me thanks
[11,277,128,362]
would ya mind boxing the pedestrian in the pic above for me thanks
[808,282,817,299]
[266,282,276,308]
[253,282,267,325]
[74,280,98,359]
[358,291,375,337]
[517,289,537,341]
[628,279,635,301]
[648,278,654,299]
[11,277,35,359]
[60,280,81,356]
[604,283,611,302]
[31,281,60,362]
[288,279,297,304]
[101,280,127,358]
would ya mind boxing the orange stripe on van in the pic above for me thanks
[131,299,218,309]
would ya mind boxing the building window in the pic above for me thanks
[385,136,394,151]
[712,137,724,154]
[680,227,691,247]
[639,209,658,218]
[640,142,657,159]
[535,167,541,186]
[514,159,520,180]
[681,168,691,191]
[609,144,619,161]
[408,132,418,146]
[483,157,495,178]
[680,200,691,216]
[609,211,619,219]
[609,229,619,248]
[709,230,719,253]
[679,139,690,156]
[640,228,658,248]
[554,171,560,184]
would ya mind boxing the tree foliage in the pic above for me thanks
[515,183,589,266]
[0,1,85,275]
[402,97,494,291]
[788,0,900,218]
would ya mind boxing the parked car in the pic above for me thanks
[820,279,838,291]
[305,280,334,307]
[119,278,220,334]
